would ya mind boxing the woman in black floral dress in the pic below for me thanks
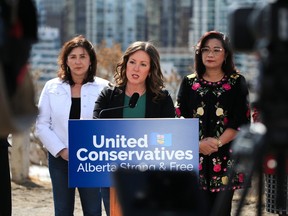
[176,31,251,216]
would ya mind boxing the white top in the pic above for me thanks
[35,77,109,157]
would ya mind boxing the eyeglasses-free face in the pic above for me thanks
[200,47,224,56]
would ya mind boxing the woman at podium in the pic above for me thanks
[94,41,175,119]
[93,41,176,215]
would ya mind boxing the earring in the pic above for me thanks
[66,66,70,73]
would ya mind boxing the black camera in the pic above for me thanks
[227,1,288,215]
[113,169,207,216]
[229,0,288,149]
[229,0,288,53]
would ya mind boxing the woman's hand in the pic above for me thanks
[199,137,219,155]
[58,148,69,161]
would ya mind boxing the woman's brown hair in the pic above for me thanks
[57,35,97,85]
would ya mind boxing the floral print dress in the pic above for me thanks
[176,72,250,192]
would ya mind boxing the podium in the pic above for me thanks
[68,118,199,216]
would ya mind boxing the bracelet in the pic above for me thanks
[216,137,222,147]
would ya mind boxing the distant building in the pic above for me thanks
[31,0,262,93]
[29,27,61,89]
[190,0,230,48]
[146,0,193,48]
[159,47,193,76]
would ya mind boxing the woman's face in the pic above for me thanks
[201,38,225,71]
[66,47,91,79]
[126,50,151,87]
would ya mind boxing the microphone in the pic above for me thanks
[128,92,139,108]
[99,92,139,117]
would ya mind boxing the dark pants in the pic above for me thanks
[48,153,104,216]
[0,138,12,216]
[203,190,234,216]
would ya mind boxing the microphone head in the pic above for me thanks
[129,93,140,108]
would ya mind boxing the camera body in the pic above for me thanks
[229,0,288,52]
[228,2,288,213]
[229,0,288,149]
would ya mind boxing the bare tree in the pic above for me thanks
[95,41,123,82]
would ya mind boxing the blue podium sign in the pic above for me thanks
[68,118,199,187]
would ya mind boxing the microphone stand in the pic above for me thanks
[98,92,139,118]
[99,105,129,118]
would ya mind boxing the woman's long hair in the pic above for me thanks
[114,41,165,101]
[57,35,97,85]
[194,31,238,78]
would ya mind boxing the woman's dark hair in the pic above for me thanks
[114,41,165,101]
[57,35,97,85]
[194,31,238,78]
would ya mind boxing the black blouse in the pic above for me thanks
[176,72,251,191]
[69,98,81,119]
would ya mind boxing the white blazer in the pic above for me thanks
[35,77,109,157]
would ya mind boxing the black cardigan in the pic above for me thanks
[93,86,175,119]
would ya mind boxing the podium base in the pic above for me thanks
[110,187,123,216]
